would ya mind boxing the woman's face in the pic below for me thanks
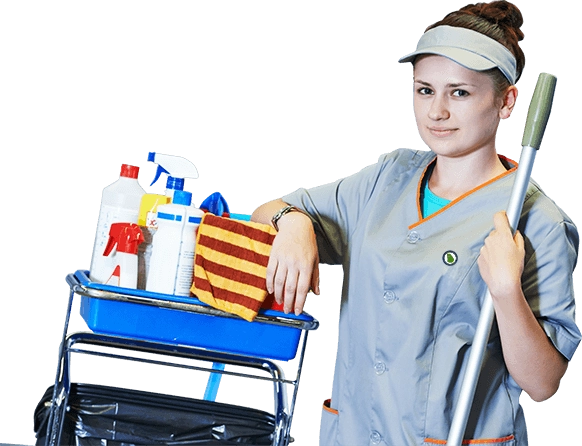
[413,55,513,160]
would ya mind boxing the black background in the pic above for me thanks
[5,1,580,446]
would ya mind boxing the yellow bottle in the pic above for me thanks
[137,193,171,290]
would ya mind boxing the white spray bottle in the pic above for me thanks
[90,164,146,284]
[137,152,201,289]
[102,222,144,289]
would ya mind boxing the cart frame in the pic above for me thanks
[44,272,319,446]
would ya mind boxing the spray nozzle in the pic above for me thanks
[103,223,144,256]
[148,152,199,188]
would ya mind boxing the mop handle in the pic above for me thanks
[446,73,557,446]
[521,73,558,149]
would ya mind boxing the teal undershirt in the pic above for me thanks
[421,175,451,218]
[420,157,513,217]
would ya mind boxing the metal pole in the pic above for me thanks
[446,73,557,445]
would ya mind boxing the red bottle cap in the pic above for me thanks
[120,164,139,179]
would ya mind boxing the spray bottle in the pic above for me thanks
[148,152,199,192]
[140,152,199,233]
[90,164,146,284]
[138,152,201,289]
[103,223,144,288]
[146,190,204,296]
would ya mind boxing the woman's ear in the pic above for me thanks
[500,85,518,119]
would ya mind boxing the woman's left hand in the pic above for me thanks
[477,211,525,299]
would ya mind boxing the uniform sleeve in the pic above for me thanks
[521,205,581,361]
[282,150,408,265]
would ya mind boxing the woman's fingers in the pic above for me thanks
[277,261,315,315]
[293,264,316,315]
[270,259,295,311]
[283,269,300,314]
[478,211,525,298]
[311,253,321,296]
[514,229,525,251]
[265,252,319,314]
[493,210,511,232]
[265,255,277,296]
[263,208,319,314]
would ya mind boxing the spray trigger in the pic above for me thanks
[103,223,144,257]
[147,152,199,192]
[150,165,171,187]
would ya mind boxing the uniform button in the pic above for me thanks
[374,361,387,375]
[383,290,397,303]
[407,231,420,243]
[370,430,382,444]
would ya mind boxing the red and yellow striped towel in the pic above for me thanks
[191,213,277,322]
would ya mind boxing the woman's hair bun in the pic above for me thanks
[461,1,524,41]
[427,1,526,81]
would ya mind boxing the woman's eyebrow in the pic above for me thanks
[414,79,476,88]
[414,79,432,86]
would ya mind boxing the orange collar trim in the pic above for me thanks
[409,155,517,230]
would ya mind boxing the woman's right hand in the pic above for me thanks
[251,200,320,315]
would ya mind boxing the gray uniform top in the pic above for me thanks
[282,149,580,446]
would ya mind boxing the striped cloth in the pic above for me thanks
[191,213,277,322]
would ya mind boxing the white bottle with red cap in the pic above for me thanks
[89,164,146,284]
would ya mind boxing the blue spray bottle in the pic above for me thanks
[137,152,201,290]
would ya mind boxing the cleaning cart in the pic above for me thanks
[37,269,318,445]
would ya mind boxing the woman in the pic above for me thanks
[252,1,580,444]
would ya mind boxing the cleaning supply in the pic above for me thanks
[89,164,146,284]
[148,152,199,193]
[199,192,230,217]
[191,213,278,322]
[200,192,251,222]
[136,193,171,289]
[200,192,283,311]
[102,222,144,288]
[145,152,199,223]
[138,153,200,289]
[146,190,204,296]
[138,195,172,228]
[447,73,558,445]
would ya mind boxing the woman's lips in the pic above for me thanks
[428,127,457,137]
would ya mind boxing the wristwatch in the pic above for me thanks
[271,205,303,231]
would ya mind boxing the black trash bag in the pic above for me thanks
[35,383,276,445]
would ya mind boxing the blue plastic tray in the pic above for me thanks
[75,270,316,361]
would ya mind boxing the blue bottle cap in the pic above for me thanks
[173,190,192,206]
[166,176,185,192]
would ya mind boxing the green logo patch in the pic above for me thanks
[443,251,458,266]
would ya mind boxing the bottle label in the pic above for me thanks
[175,243,195,295]
[145,210,158,228]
